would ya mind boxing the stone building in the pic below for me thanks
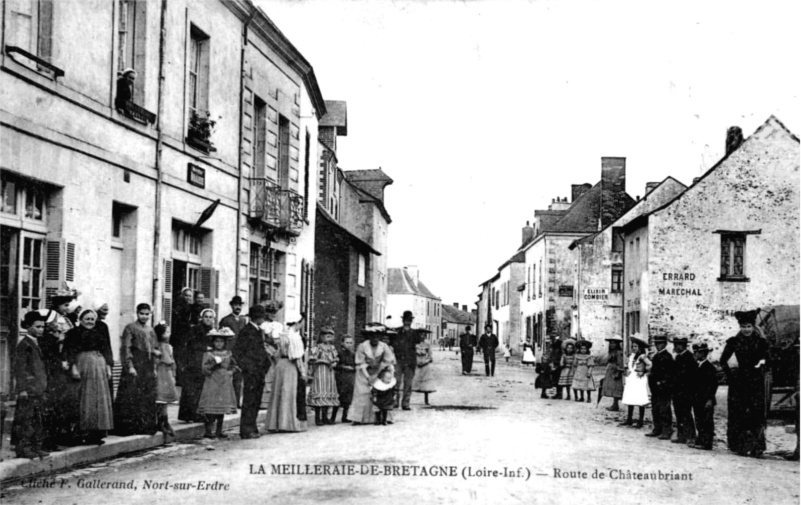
[620,116,799,358]
[569,177,687,356]
[476,272,499,339]
[518,158,635,359]
[442,303,477,344]
[387,266,441,341]
[0,0,325,392]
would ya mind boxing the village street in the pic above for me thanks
[3,350,798,505]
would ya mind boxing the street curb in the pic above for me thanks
[0,411,266,485]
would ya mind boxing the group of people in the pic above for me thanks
[457,324,500,376]
[533,309,780,459]
[10,287,178,458]
[10,289,442,458]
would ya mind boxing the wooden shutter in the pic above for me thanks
[162,259,172,325]
[200,267,213,300]
[44,239,76,302]
[37,0,54,63]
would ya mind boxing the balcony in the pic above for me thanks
[248,178,304,236]
[117,100,157,125]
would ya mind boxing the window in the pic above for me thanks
[20,236,44,311]
[254,96,267,178]
[357,254,366,287]
[249,243,283,306]
[171,222,202,260]
[8,0,53,71]
[277,116,290,190]
[611,268,623,293]
[117,0,146,104]
[1,178,18,215]
[1,173,46,223]
[720,234,747,280]
[188,25,210,117]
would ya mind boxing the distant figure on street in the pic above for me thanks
[671,336,697,445]
[459,325,476,375]
[645,334,674,440]
[720,309,769,458]
[391,311,418,410]
[689,342,717,451]
[412,332,436,405]
[521,338,536,366]
[478,324,499,377]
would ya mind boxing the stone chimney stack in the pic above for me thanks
[453,303,459,309]
[405,266,419,287]
[522,221,534,245]
[601,157,627,228]
[725,126,744,156]
[645,182,659,195]
[462,305,468,312]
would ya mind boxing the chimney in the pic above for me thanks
[462,305,468,312]
[692,177,701,185]
[453,303,459,309]
[725,126,744,156]
[522,221,534,245]
[572,184,592,202]
[405,266,419,287]
[644,182,659,195]
[601,157,627,228]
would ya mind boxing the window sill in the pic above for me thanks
[5,46,64,79]
[718,277,750,283]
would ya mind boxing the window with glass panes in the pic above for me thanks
[720,234,746,279]
[249,243,282,303]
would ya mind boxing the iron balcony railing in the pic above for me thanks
[249,178,304,235]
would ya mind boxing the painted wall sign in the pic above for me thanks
[583,287,609,302]
[558,285,574,297]
[658,271,702,296]
[188,163,206,189]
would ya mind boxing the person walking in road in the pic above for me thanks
[114,303,159,436]
[308,327,340,426]
[645,334,674,440]
[571,340,595,403]
[391,311,417,410]
[459,325,476,375]
[12,311,49,459]
[332,335,356,423]
[219,296,248,408]
[602,335,625,411]
[558,339,577,400]
[233,305,273,439]
[478,324,499,377]
[720,309,769,458]
[198,328,238,439]
[671,335,697,445]
[689,342,717,451]
[412,331,436,405]
[619,335,650,429]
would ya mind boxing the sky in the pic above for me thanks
[258,0,800,309]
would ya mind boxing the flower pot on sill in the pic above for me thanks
[186,135,216,154]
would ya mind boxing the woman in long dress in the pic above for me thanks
[63,309,114,445]
[412,335,436,405]
[178,309,215,423]
[350,327,396,425]
[720,309,769,458]
[114,303,160,435]
[601,335,625,411]
[619,335,650,429]
[267,314,307,433]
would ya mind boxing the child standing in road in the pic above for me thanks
[154,322,178,436]
[332,335,356,423]
[371,367,396,425]
[412,334,436,405]
[198,328,238,439]
[558,339,577,400]
[308,327,340,426]
[571,340,596,403]
[619,335,651,429]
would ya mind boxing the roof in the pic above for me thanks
[619,116,798,235]
[498,251,526,270]
[343,169,394,184]
[441,304,476,325]
[316,204,380,255]
[478,272,501,287]
[320,100,347,135]
[387,268,441,300]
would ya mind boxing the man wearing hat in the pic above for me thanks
[220,296,248,407]
[646,334,675,440]
[390,311,418,410]
[671,335,697,445]
[233,305,274,439]
[12,311,49,458]
[478,324,499,377]
[690,342,717,450]
[458,325,477,375]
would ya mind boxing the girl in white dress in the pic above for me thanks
[619,335,651,429]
